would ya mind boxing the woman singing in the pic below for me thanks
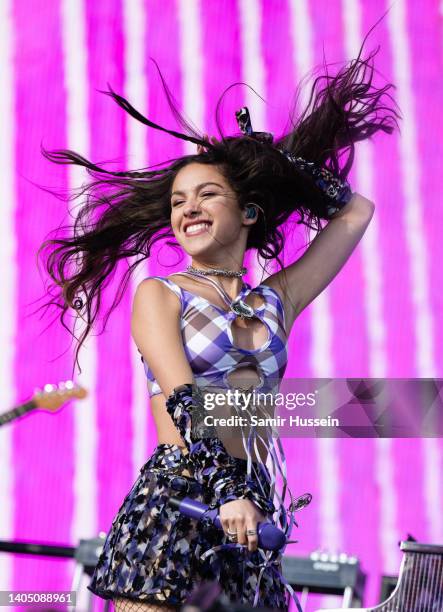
[38,33,399,612]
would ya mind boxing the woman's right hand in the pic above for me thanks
[219,498,266,552]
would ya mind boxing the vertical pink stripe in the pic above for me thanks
[338,438,381,606]
[12,0,73,591]
[362,1,415,378]
[392,437,428,536]
[323,33,370,376]
[201,0,242,137]
[261,0,296,144]
[145,0,183,455]
[407,0,443,542]
[85,0,134,531]
[407,2,443,374]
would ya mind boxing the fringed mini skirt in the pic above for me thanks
[87,443,290,610]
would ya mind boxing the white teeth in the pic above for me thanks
[185,222,211,235]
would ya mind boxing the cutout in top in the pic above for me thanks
[228,312,270,352]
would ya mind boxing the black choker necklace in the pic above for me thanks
[185,264,247,278]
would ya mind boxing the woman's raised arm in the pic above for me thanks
[264,193,375,335]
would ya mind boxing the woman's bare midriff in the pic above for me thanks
[151,387,270,468]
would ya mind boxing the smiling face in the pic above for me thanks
[170,163,255,266]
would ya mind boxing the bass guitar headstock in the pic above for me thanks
[32,380,88,412]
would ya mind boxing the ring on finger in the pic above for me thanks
[246,529,257,536]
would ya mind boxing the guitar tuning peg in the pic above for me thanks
[65,380,74,390]
[44,383,56,393]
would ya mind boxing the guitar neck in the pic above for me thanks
[0,401,36,426]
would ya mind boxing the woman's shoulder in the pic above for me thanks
[137,275,182,293]
[133,276,183,313]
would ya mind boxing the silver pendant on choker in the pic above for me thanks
[231,299,255,319]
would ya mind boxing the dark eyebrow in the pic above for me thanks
[171,182,224,198]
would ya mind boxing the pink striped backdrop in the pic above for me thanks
[0,1,442,610]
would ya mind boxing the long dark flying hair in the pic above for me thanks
[36,26,401,374]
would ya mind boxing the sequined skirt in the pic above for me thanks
[87,443,288,610]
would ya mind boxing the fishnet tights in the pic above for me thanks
[114,596,178,612]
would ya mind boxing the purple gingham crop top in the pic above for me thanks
[139,272,288,397]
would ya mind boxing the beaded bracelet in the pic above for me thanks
[281,150,354,218]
